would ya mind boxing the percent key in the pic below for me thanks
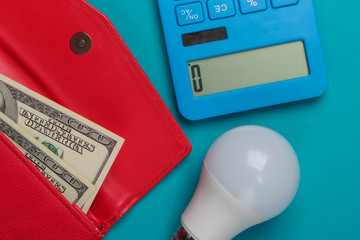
[240,0,266,13]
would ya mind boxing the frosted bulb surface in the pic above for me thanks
[205,125,300,218]
[179,126,300,240]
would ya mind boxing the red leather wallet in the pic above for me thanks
[0,0,191,239]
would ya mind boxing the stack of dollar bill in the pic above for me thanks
[0,74,124,213]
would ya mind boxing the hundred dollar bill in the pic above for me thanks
[0,111,96,208]
[0,74,125,212]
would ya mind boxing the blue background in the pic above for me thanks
[87,0,360,239]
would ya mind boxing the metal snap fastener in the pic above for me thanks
[70,32,92,55]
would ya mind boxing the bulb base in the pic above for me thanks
[181,164,267,240]
[171,226,196,240]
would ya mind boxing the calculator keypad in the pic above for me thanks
[175,0,299,26]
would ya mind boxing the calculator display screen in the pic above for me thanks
[188,41,309,97]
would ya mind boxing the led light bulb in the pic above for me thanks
[172,126,300,240]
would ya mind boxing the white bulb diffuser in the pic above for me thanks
[172,126,300,240]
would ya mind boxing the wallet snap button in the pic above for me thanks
[70,32,92,55]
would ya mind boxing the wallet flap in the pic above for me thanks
[0,132,102,239]
[0,0,191,234]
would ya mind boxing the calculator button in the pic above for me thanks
[239,0,267,14]
[271,0,298,8]
[207,0,236,20]
[176,3,204,26]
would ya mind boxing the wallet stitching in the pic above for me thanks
[104,147,189,232]
[0,134,103,240]
[69,0,192,233]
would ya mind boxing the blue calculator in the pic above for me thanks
[158,0,327,120]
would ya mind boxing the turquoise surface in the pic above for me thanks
[87,0,360,239]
